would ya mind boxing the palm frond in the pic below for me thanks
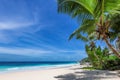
[81,19,96,34]
[94,0,120,18]
[69,18,96,41]
[76,33,88,42]
[57,0,97,23]
[104,0,120,14]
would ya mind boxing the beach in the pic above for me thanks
[0,64,119,80]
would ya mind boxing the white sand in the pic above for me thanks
[0,64,119,80]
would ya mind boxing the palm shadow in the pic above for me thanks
[55,70,119,80]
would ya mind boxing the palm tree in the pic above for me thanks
[85,43,105,69]
[57,0,120,58]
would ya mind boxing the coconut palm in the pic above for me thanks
[57,0,120,58]
[85,43,105,69]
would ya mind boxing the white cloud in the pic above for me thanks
[0,47,86,57]
[0,47,52,56]
[0,21,35,30]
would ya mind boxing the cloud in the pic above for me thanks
[0,21,36,30]
[0,0,38,30]
[0,46,87,61]
[0,0,87,61]
[0,46,86,57]
[0,47,52,56]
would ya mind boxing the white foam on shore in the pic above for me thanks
[0,63,77,74]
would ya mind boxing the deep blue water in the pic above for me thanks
[0,62,77,72]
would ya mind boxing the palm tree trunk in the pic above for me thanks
[104,38,120,58]
[87,53,95,67]
[93,50,105,69]
[94,51,106,69]
[93,51,101,68]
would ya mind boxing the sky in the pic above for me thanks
[0,0,87,61]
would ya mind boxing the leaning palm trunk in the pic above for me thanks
[87,53,95,67]
[96,15,120,58]
[93,50,101,68]
[93,49,105,69]
[104,38,120,58]
[85,45,95,66]
[94,50,106,69]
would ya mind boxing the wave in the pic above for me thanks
[0,62,77,72]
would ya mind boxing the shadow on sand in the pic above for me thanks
[55,69,119,80]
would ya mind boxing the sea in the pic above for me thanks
[0,62,77,72]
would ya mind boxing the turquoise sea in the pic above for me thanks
[0,62,77,72]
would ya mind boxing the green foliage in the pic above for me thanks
[103,56,120,70]
[85,44,120,70]
[58,0,120,42]
[109,14,120,41]
[58,0,96,19]
[58,0,120,58]
[80,57,90,65]
[81,67,95,70]
[108,56,118,60]
[57,0,120,70]
[85,44,100,69]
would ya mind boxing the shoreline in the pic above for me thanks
[0,63,77,74]
[0,64,119,80]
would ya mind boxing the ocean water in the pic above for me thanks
[0,62,77,72]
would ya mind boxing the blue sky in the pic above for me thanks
[0,0,87,61]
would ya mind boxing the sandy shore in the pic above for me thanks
[0,64,119,80]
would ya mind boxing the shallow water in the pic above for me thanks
[0,62,77,72]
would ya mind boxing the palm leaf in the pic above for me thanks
[57,0,97,23]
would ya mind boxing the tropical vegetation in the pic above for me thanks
[57,0,120,70]
[85,44,120,70]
